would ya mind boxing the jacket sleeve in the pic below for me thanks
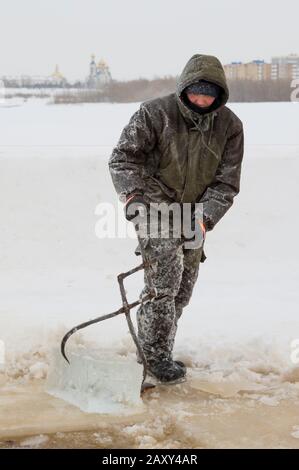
[108,103,158,202]
[199,123,244,231]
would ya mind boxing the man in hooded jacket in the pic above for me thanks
[108,54,244,383]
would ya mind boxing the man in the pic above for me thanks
[108,54,244,384]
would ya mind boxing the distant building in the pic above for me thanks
[246,60,272,81]
[224,60,271,81]
[224,61,243,80]
[2,64,67,87]
[224,55,299,81]
[50,64,67,86]
[86,54,112,89]
[271,54,299,80]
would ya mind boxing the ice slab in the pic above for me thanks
[46,349,144,414]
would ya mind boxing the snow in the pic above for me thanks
[0,98,299,446]
[291,425,299,439]
[19,434,49,447]
[28,362,48,380]
[0,99,298,148]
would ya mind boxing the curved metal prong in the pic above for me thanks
[60,309,123,364]
[61,327,78,363]
[60,294,155,364]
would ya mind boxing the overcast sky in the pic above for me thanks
[1,0,298,81]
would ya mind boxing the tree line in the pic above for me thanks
[52,76,295,104]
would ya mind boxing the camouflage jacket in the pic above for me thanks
[108,54,244,231]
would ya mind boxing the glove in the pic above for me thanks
[192,218,206,242]
[198,219,206,241]
[124,191,149,222]
[183,206,206,243]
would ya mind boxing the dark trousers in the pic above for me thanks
[135,233,205,364]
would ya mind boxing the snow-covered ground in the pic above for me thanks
[0,99,299,448]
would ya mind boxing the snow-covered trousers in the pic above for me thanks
[135,233,205,364]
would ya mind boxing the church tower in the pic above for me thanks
[89,54,97,79]
[87,55,112,89]
[51,64,66,85]
[96,58,112,87]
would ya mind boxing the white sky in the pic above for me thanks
[0,0,298,81]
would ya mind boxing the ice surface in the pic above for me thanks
[291,426,299,439]
[46,348,144,414]
[0,99,298,147]
[19,434,49,447]
[0,100,299,447]
[1,101,299,353]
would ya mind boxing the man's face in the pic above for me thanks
[186,92,216,108]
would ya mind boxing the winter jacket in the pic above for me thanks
[108,54,244,231]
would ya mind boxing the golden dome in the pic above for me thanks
[97,58,107,68]
[51,64,64,79]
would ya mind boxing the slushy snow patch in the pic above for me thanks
[29,362,48,380]
[20,434,49,447]
[291,426,299,439]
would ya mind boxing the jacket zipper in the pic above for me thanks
[180,128,201,203]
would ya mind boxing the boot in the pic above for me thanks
[136,349,186,371]
[147,358,186,383]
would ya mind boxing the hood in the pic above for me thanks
[176,54,229,129]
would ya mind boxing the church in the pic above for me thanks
[86,54,112,89]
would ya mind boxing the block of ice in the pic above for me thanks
[46,348,144,414]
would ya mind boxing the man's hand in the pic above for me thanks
[124,191,149,222]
